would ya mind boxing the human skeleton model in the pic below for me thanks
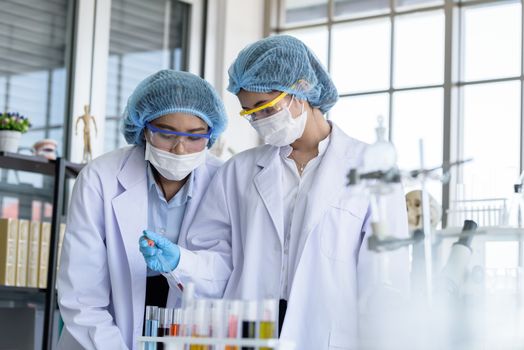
[405,190,442,231]
[75,104,98,163]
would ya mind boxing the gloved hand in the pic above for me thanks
[139,230,181,273]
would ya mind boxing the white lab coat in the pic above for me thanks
[170,123,410,350]
[57,145,222,350]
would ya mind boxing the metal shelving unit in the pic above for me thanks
[0,152,83,350]
[0,285,46,305]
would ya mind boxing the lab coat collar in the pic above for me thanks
[113,146,148,336]
[254,146,284,245]
[279,132,331,159]
[301,122,364,233]
[146,162,194,208]
[116,146,148,191]
[252,123,364,247]
[288,122,367,286]
[178,155,214,235]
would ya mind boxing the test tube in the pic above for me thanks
[182,305,194,337]
[159,308,172,337]
[170,308,184,350]
[181,282,196,337]
[225,300,242,350]
[191,299,210,350]
[171,308,182,336]
[182,282,196,309]
[145,306,159,350]
[145,306,159,336]
[241,300,257,350]
[211,299,227,350]
[259,299,278,350]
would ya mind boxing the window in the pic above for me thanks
[460,1,521,201]
[104,0,191,152]
[0,0,72,220]
[0,0,72,155]
[269,0,524,220]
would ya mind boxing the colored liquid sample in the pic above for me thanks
[189,336,208,350]
[226,315,239,350]
[144,320,159,336]
[157,327,169,350]
[170,324,180,336]
[144,320,158,350]
[259,321,275,350]
[241,321,256,350]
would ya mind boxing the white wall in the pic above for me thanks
[204,0,265,158]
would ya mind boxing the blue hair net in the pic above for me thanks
[123,70,227,146]
[227,35,338,114]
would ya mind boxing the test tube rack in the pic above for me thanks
[137,336,295,350]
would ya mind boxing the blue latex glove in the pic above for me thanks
[138,230,181,273]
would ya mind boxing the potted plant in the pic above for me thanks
[0,112,31,153]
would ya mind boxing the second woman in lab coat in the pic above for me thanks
[141,36,410,350]
[57,70,227,350]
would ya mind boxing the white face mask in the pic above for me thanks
[144,142,207,181]
[250,103,307,147]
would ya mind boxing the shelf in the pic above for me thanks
[436,226,524,240]
[0,181,53,199]
[0,154,83,349]
[0,285,46,304]
[0,152,83,178]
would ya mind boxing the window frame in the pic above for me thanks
[68,0,206,158]
[267,0,524,227]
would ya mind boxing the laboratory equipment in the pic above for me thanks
[361,115,397,174]
[226,300,242,350]
[211,299,227,350]
[191,299,210,350]
[241,300,257,350]
[171,308,182,336]
[437,220,477,298]
[158,308,172,337]
[181,282,196,337]
[506,179,524,228]
[349,116,398,239]
[137,298,295,350]
[348,117,470,258]
[144,305,159,350]
[259,299,278,350]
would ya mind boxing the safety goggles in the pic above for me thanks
[145,123,211,152]
[239,91,294,122]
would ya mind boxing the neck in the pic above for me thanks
[291,107,331,153]
[152,168,187,202]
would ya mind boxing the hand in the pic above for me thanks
[139,230,181,273]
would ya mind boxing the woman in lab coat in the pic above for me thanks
[141,36,410,350]
[57,70,227,350]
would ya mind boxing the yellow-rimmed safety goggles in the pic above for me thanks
[239,91,289,119]
[239,80,309,121]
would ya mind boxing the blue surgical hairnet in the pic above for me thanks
[227,35,338,114]
[123,70,227,147]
